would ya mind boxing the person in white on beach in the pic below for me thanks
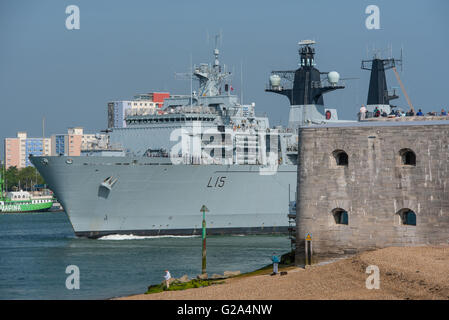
[359,104,367,120]
[164,270,171,289]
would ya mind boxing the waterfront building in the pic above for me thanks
[4,132,51,168]
[51,127,82,156]
[51,127,108,156]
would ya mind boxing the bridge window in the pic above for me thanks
[333,150,348,166]
[332,208,349,225]
[397,209,416,226]
[399,149,416,166]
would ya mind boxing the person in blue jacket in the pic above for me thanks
[271,252,280,275]
[416,109,424,116]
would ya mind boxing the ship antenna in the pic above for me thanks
[240,60,243,104]
[190,54,193,108]
[42,116,45,156]
[400,45,404,72]
[214,34,220,71]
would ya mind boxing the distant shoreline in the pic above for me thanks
[115,246,449,300]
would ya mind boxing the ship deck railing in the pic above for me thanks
[359,112,449,122]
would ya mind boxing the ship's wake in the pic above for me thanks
[97,234,200,240]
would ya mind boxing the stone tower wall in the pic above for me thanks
[295,123,449,264]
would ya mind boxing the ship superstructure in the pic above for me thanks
[361,53,401,116]
[108,45,293,167]
[266,40,346,128]
[31,40,348,238]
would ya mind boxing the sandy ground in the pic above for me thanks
[118,246,449,300]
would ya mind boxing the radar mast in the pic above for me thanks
[266,40,344,106]
[193,33,231,97]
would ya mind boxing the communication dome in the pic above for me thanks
[269,74,281,87]
[327,71,340,84]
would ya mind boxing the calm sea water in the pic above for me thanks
[0,212,290,300]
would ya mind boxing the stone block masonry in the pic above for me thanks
[295,121,449,265]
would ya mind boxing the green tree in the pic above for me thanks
[3,166,45,191]
[4,166,19,191]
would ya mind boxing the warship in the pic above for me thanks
[31,40,348,238]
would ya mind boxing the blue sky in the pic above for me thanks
[1,0,448,158]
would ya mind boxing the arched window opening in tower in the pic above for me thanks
[333,150,348,166]
[397,209,417,226]
[399,149,416,166]
[332,208,349,225]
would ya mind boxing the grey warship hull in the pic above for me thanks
[31,156,295,238]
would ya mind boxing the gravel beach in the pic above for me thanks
[118,246,449,300]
